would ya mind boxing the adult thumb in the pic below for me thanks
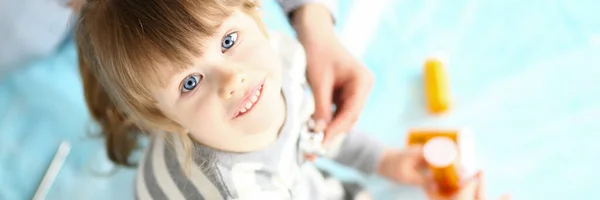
[310,75,334,125]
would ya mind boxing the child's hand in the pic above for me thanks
[378,147,429,185]
[302,119,327,162]
[426,172,511,200]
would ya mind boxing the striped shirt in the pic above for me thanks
[134,31,385,200]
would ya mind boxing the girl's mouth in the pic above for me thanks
[233,81,264,119]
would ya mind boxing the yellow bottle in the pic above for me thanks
[424,57,451,114]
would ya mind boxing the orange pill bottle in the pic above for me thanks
[407,129,477,197]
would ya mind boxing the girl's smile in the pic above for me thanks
[233,79,265,119]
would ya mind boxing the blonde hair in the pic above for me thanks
[76,0,266,167]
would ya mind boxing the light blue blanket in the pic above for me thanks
[1,0,599,199]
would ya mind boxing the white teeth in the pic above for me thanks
[237,85,263,116]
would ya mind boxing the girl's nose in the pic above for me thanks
[217,69,246,99]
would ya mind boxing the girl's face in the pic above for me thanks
[153,10,286,152]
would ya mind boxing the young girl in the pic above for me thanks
[76,0,428,199]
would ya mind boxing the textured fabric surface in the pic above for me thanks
[0,0,72,75]
[1,0,599,199]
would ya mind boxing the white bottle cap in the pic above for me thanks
[423,137,458,167]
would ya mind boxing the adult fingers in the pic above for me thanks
[324,70,373,143]
[307,65,335,127]
[323,89,360,143]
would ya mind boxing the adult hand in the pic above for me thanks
[291,4,374,144]
[426,172,511,200]
[67,0,84,13]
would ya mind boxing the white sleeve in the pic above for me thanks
[269,31,315,121]
[276,0,338,20]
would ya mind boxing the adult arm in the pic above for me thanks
[281,1,375,144]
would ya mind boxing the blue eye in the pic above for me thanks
[182,75,202,92]
[221,32,238,51]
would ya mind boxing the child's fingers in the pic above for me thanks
[410,146,429,185]
[496,194,511,200]
[406,145,428,169]
[393,146,428,186]
[473,171,485,200]
[407,145,424,156]
[423,180,442,199]
[458,177,481,200]
[430,171,479,200]
[426,171,509,200]
[402,173,427,186]
[402,145,427,171]
[304,154,317,162]
[409,166,429,186]
[308,118,327,133]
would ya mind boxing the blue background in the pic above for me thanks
[1,0,599,199]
